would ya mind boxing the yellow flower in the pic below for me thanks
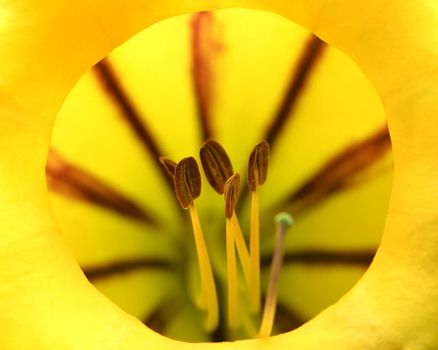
[48,8,389,342]
[0,1,437,349]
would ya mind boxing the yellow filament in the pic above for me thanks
[226,218,239,330]
[230,211,251,283]
[188,203,219,331]
[249,190,260,313]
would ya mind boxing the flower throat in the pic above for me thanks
[160,139,294,337]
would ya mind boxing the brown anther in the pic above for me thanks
[224,173,240,219]
[248,140,270,192]
[200,139,234,194]
[159,157,177,178]
[174,157,202,209]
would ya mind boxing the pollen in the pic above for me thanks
[200,138,234,194]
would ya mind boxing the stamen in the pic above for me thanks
[189,203,219,331]
[224,174,241,330]
[200,141,253,325]
[159,156,177,178]
[172,157,218,331]
[249,191,261,313]
[248,140,270,313]
[200,139,234,194]
[226,213,239,330]
[224,174,240,219]
[224,176,252,284]
[229,213,251,283]
[222,175,252,331]
[174,157,201,209]
[248,140,270,192]
[258,212,294,338]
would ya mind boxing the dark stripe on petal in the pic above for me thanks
[261,248,376,268]
[46,149,159,225]
[278,126,391,212]
[264,35,326,147]
[190,12,222,141]
[273,301,306,334]
[82,257,174,281]
[93,59,173,189]
[237,36,326,210]
[142,298,181,335]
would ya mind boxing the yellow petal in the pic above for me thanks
[1,1,437,349]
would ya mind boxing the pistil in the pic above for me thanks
[258,212,294,338]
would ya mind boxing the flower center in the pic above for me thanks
[159,139,293,337]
